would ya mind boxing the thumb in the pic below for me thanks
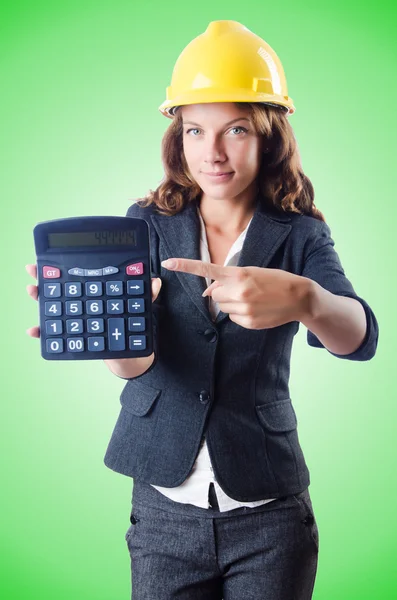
[202,279,222,297]
[151,277,162,302]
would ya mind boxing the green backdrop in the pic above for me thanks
[2,0,395,598]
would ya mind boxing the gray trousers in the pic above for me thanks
[125,479,319,599]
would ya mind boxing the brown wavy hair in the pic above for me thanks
[137,102,325,222]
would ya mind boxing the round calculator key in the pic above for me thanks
[66,338,84,352]
[45,320,63,335]
[66,319,83,334]
[46,338,64,353]
[87,318,104,333]
[129,336,146,350]
[44,282,61,298]
[65,301,83,315]
[88,337,105,351]
[85,281,103,296]
[65,282,82,297]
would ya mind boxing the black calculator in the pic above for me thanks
[33,216,154,361]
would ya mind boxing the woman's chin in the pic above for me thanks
[199,180,243,199]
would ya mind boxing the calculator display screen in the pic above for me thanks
[47,230,137,248]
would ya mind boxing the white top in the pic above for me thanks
[151,206,277,511]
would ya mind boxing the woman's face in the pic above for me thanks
[181,103,264,202]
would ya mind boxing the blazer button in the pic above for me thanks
[203,328,218,343]
[199,390,210,404]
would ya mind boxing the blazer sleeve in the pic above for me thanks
[301,220,379,361]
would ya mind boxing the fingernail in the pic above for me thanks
[162,259,176,269]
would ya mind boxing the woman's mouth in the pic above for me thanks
[202,172,234,182]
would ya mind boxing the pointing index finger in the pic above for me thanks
[161,258,237,281]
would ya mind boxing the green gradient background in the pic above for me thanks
[2,0,395,598]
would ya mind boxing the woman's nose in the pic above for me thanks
[204,144,226,163]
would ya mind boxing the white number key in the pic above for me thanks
[67,338,84,352]
[85,281,103,296]
[45,320,63,335]
[86,300,104,315]
[44,283,61,297]
[45,302,62,316]
[46,338,64,353]
[65,301,83,315]
[65,282,82,297]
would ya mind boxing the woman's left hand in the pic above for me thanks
[161,258,314,329]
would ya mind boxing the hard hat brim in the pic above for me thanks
[158,88,295,118]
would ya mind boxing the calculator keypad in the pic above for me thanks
[42,266,148,356]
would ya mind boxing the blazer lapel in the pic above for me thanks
[150,197,293,326]
[150,199,210,322]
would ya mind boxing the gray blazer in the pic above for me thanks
[104,196,379,501]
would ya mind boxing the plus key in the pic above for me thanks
[108,318,126,351]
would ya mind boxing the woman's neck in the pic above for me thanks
[198,193,258,236]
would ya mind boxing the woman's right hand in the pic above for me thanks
[25,263,162,338]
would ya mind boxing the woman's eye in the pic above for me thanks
[230,127,247,135]
[185,126,248,136]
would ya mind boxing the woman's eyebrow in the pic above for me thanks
[182,117,250,127]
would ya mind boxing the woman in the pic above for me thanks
[26,20,379,600]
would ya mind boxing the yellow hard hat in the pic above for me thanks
[159,20,295,119]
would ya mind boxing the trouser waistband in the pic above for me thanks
[130,479,301,520]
